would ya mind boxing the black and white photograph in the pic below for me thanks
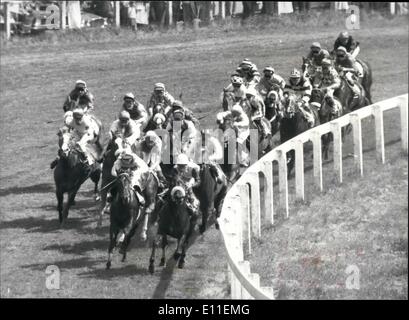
[0,0,407,304]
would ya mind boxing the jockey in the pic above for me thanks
[63,80,95,113]
[237,58,261,89]
[111,149,150,205]
[166,102,197,154]
[257,66,286,102]
[122,92,149,131]
[332,31,360,59]
[171,153,201,213]
[286,68,312,103]
[166,99,199,127]
[133,130,168,188]
[334,47,363,98]
[217,104,250,167]
[244,87,271,137]
[199,129,225,184]
[50,108,100,169]
[223,75,247,104]
[104,110,141,157]
[306,42,331,67]
[147,82,175,117]
[319,58,342,93]
[286,69,315,128]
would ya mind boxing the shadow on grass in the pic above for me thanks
[21,257,104,271]
[0,216,90,233]
[151,218,214,299]
[78,264,149,279]
[0,183,54,197]
[43,238,107,255]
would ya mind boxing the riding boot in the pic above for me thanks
[133,185,146,206]
[156,170,168,189]
[50,156,60,169]
[209,164,223,184]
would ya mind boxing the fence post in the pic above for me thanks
[114,1,120,27]
[331,121,343,183]
[5,1,11,40]
[237,184,251,255]
[168,1,173,26]
[238,261,252,299]
[373,104,385,164]
[277,150,289,218]
[59,1,66,30]
[312,131,323,191]
[400,96,408,154]
[350,113,363,176]
[295,140,305,201]
[247,172,261,238]
[262,160,274,225]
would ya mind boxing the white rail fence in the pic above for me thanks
[218,94,408,299]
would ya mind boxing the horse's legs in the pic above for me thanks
[106,226,117,270]
[178,218,196,269]
[174,235,185,261]
[56,189,64,225]
[159,235,168,266]
[214,185,227,230]
[149,234,161,274]
[90,169,101,201]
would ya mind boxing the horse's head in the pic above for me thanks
[170,185,186,206]
[152,112,167,130]
[282,93,297,118]
[116,171,134,205]
[320,90,339,119]
[311,86,324,105]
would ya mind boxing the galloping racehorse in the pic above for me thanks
[194,164,227,233]
[280,92,320,174]
[318,92,344,160]
[149,185,197,273]
[217,117,242,184]
[54,132,101,226]
[106,172,143,269]
[143,104,168,133]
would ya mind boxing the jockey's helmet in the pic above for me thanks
[231,76,244,87]
[336,46,347,59]
[176,153,189,165]
[154,82,165,92]
[263,66,275,74]
[231,104,244,115]
[124,92,135,101]
[311,42,321,54]
[119,110,131,125]
[289,68,301,85]
[73,108,85,120]
[321,58,332,67]
[239,59,252,71]
[75,80,86,89]
[290,68,301,78]
[339,31,349,40]
[173,108,185,121]
[172,100,183,109]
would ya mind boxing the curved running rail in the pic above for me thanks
[219,94,408,299]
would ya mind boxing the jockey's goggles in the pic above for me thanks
[337,54,346,58]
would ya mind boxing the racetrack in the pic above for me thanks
[0,17,407,298]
